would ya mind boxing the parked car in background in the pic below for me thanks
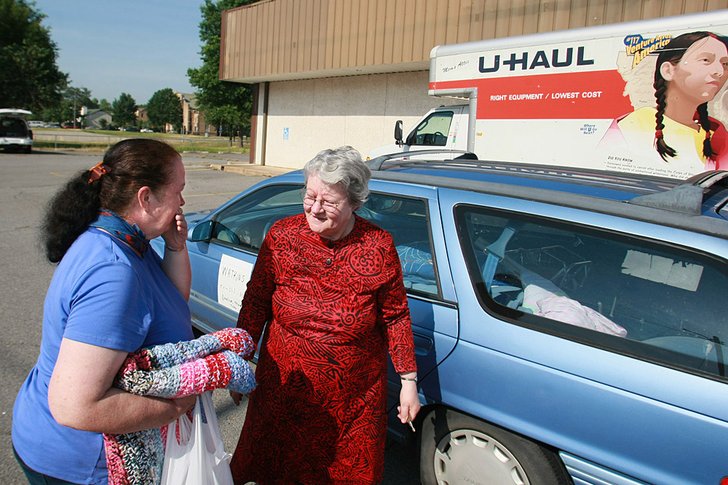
[0,109,33,153]
[152,152,728,484]
[140,128,154,133]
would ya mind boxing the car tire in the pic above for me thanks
[24,146,32,154]
[419,409,570,485]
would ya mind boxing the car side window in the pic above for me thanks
[457,205,728,381]
[212,184,303,252]
[359,193,438,297]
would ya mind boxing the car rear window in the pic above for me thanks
[457,205,728,381]
[0,116,29,137]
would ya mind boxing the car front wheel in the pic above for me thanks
[419,409,570,485]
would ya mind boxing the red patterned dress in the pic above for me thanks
[231,213,417,485]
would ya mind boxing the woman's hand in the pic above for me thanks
[397,379,421,429]
[173,395,197,415]
[160,208,191,300]
[162,209,187,251]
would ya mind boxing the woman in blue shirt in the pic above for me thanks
[12,139,196,484]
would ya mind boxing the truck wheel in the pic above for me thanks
[419,409,570,485]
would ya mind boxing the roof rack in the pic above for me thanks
[367,149,477,171]
[628,170,728,215]
[683,170,728,188]
[369,154,680,193]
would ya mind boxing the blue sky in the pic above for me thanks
[33,0,205,104]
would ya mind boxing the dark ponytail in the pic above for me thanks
[41,139,180,263]
[42,170,103,263]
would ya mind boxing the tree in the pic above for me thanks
[112,92,137,127]
[98,98,112,112]
[40,86,94,125]
[0,0,67,112]
[188,0,255,142]
[206,105,247,141]
[147,88,182,132]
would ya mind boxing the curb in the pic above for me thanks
[208,163,293,177]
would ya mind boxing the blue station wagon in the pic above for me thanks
[153,153,728,485]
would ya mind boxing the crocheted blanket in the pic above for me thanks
[104,327,256,485]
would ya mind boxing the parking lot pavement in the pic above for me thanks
[180,152,294,177]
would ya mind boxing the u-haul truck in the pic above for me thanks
[373,10,728,179]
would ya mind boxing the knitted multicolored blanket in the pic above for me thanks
[104,327,256,485]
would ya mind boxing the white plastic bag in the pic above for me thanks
[161,391,234,485]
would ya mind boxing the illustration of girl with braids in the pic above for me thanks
[601,31,728,178]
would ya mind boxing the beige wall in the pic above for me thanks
[262,71,462,168]
[221,0,728,84]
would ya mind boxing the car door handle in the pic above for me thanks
[413,333,434,356]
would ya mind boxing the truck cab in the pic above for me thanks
[369,105,469,159]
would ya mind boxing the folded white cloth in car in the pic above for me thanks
[523,284,628,337]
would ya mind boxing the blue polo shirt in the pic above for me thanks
[12,228,193,484]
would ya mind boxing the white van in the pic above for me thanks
[0,109,33,153]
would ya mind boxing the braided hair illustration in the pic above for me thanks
[653,32,728,161]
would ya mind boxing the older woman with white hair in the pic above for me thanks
[230,146,420,484]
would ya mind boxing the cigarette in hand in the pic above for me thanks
[408,420,415,432]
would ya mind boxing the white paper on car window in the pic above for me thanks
[621,250,703,291]
[217,254,254,312]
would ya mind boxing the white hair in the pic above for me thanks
[303,146,371,207]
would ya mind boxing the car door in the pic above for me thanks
[363,180,459,434]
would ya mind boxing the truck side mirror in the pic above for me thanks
[394,120,404,146]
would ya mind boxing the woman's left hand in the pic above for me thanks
[162,209,187,251]
[397,380,421,427]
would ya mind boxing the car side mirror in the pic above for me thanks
[189,220,213,242]
[394,120,404,146]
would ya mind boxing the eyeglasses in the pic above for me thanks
[302,194,344,212]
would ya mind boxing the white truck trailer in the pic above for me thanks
[372,10,728,179]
